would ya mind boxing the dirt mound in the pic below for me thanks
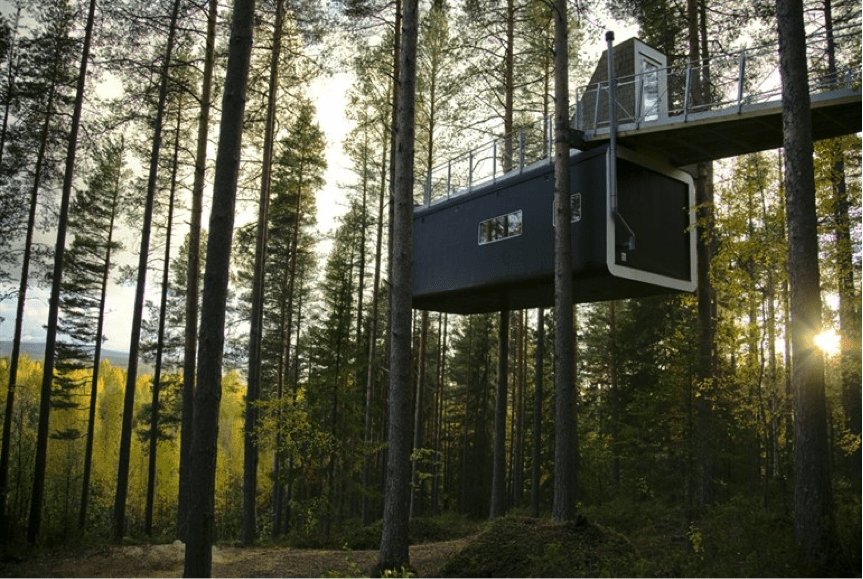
[438,515,642,577]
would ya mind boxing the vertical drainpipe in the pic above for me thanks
[606,31,618,219]
[606,31,635,251]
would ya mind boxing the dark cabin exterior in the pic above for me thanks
[412,145,696,314]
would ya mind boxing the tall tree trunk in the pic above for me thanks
[183,0,256,572]
[687,0,717,512]
[513,311,525,507]
[459,318,472,514]
[823,0,861,482]
[145,102,182,536]
[361,135,388,526]
[27,0,97,544]
[179,0,218,543]
[490,311,509,519]
[80,138,124,530]
[551,0,576,523]
[490,0,517,521]
[1,71,57,539]
[430,313,446,515]
[113,0,182,541]
[378,0,417,569]
[776,0,836,563]
[273,163,306,538]
[410,310,429,518]
[609,301,620,490]
[531,308,544,517]
[243,0,285,545]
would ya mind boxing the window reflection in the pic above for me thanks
[641,58,660,121]
[571,193,581,223]
[479,210,523,245]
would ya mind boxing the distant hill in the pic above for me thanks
[0,341,131,369]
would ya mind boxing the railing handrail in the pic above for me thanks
[415,21,862,209]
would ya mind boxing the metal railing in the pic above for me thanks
[415,21,861,209]
[419,117,555,207]
[573,21,862,131]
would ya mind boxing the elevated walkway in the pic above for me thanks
[416,22,862,207]
[577,87,860,167]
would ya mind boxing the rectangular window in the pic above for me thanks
[641,57,661,121]
[479,210,523,245]
[552,193,581,225]
[571,192,581,223]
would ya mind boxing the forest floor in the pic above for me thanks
[0,535,474,578]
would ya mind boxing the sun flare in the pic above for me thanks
[814,329,841,357]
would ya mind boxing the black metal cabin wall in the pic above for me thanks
[412,148,608,313]
[412,145,695,314]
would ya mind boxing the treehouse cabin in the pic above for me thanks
[412,145,697,314]
[576,37,669,130]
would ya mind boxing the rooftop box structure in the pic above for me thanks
[576,37,669,129]
[412,145,696,314]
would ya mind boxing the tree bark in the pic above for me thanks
[776,0,836,563]
[361,134,388,526]
[490,311,509,519]
[145,102,182,536]
[1,68,56,540]
[378,0,417,570]
[183,0,256,572]
[80,139,124,530]
[27,0,97,544]
[113,0,182,541]
[179,0,218,543]
[410,310,429,518]
[823,0,861,482]
[243,0,284,545]
[531,308,544,517]
[551,0,576,523]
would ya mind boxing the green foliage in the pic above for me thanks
[438,515,641,578]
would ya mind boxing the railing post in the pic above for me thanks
[447,159,451,199]
[684,65,692,121]
[548,113,553,161]
[593,84,602,130]
[737,50,746,112]
[424,169,431,206]
[468,150,473,191]
[492,140,497,182]
[518,128,525,172]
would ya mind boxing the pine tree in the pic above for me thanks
[184,0,256,570]
[178,0,218,543]
[54,135,128,530]
[777,0,837,563]
[113,0,183,541]
[0,0,79,538]
[378,0,417,569]
[27,0,97,544]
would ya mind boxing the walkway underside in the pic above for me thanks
[580,88,861,167]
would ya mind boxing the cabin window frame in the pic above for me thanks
[478,209,523,245]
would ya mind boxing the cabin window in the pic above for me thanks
[552,193,581,225]
[571,192,581,222]
[640,56,661,121]
[479,210,523,245]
